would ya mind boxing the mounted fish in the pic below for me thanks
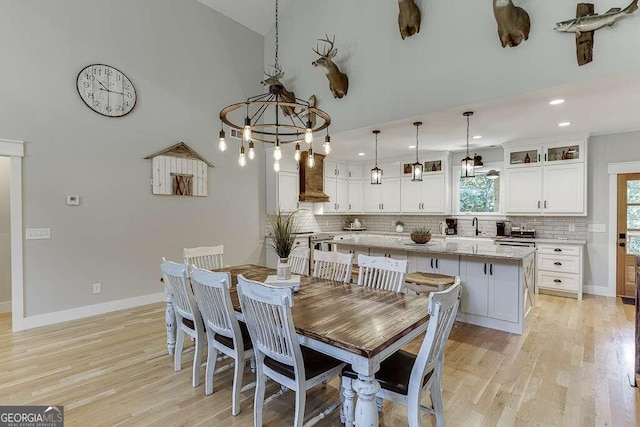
[312,34,349,99]
[261,64,297,116]
[398,0,421,40]
[554,0,638,37]
[493,0,531,47]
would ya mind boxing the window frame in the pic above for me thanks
[452,162,505,217]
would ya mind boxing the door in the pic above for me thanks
[335,179,349,213]
[278,172,299,212]
[617,173,640,298]
[543,163,585,214]
[363,183,381,212]
[380,178,401,212]
[323,177,337,212]
[488,261,520,323]
[460,258,489,316]
[421,174,445,213]
[401,177,422,213]
[504,167,542,214]
[348,180,364,213]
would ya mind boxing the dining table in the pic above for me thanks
[164,264,431,427]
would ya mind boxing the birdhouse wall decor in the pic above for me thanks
[145,142,214,196]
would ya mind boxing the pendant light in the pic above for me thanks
[461,111,475,178]
[411,121,423,181]
[218,122,227,152]
[371,130,382,185]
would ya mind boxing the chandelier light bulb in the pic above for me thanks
[243,117,252,142]
[218,129,227,152]
[273,145,282,161]
[248,142,255,160]
[305,121,313,143]
[238,146,246,167]
[273,160,280,172]
[294,143,301,162]
[307,148,315,168]
[324,134,331,154]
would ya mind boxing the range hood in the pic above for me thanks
[298,152,329,203]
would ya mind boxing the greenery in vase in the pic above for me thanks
[269,210,300,259]
[411,226,431,236]
[395,220,405,227]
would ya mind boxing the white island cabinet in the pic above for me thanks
[333,236,536,334]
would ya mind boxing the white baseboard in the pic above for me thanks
[583,285,616,297]
[0,301,10,313]
[21,292,165,330]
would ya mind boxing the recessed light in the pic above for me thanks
[549,99,565,105]
[472,135,483,140]
[408,145,416,149]
[358,152,365,156]
[558,122,572,127]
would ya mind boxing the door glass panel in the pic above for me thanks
[546,145,580,162]
[627,180,640,203]
[627,231,640,255]
[627,206,640,229]
[509,149,538,165]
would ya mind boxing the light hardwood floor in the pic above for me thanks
[0,295,638,426]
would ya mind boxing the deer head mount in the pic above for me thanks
[493,0,531,47]
[398,0,421,40]
[312,34,349,99]
[261,64,297,116]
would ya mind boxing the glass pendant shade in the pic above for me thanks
[294,143,301,162]
[371,167,382,185]
[461,155,475,178]
[411,161,423,181]
[238,146,246,167]
[248,141,255,160]
[218,129,227,152]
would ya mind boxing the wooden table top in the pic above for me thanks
[218,264,430,358]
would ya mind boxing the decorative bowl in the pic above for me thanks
[410,233,431,244]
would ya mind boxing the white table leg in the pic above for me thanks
[352,374,381,427]
[165,289,176,355]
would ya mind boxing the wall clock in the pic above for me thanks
[76,64,136,117]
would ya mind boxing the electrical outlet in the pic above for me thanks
[25,228,51,240]
[588,224,606,233]
[568,223,575,232]
[92,283,101,294]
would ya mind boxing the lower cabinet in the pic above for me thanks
[407,253,459,276]
[460,257,520,323]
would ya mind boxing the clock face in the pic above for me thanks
[76,64,136,117]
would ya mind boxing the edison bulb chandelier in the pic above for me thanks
[217,0,332,171]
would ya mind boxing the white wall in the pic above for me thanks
[268,0,640,134]
[586,131,640,292]
[0,0,266,317]
[0,157,9,306]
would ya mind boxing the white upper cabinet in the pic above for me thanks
[400,174,446,214]
[348,180,364,213]
[336,179,349,213]
[348,165,363,179]
[379,161,401,178]
[363,178,401,212]
[277,172,299,212]
[401,178,423,213]
[324,160,348,178]
[265,146,299,214]
[503,137,587,216]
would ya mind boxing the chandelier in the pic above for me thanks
[218,0,332,170]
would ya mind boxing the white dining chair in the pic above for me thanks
[236,274,345,427]
[356,254,408,293]
[341,280,462,427]
[160,259,205,388]
[183,245,224,270]
[189,267,254,416]
[312,250,353,283]
[289,246,310,276]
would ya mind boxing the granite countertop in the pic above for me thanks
[332,236,536,261]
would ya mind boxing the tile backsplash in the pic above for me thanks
[314,214,588,240]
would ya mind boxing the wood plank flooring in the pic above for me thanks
[0,294,638,426]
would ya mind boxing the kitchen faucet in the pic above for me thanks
[472,217,480,236]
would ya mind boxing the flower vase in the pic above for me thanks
[277,257,292,280]
[395,225,404,233]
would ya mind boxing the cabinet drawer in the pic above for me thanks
[537,244,581,256]
[538,271,579,292]
[537,254,580,274]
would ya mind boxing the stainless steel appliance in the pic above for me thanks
[496,221,512,237]
[445,218,457,235]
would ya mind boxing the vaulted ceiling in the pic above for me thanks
[196,0,291,35]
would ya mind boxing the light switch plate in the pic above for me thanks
[26,228,51,240]
[66,195,80,206]
[588,224,606,233]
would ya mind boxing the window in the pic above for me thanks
[453,164,502,214]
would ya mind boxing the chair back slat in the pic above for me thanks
[356,254,407,292]
[190,268,239,340]
[161,259,198,322]
[409,280,462,394]
[289,247,310,275]
[237,275,303,369]
[312,250,353,283]
[183,245,224,270]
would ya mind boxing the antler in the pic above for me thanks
[263,63,285,80]
[312,34,337,58]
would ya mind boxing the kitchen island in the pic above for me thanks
[333,236,536,334]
